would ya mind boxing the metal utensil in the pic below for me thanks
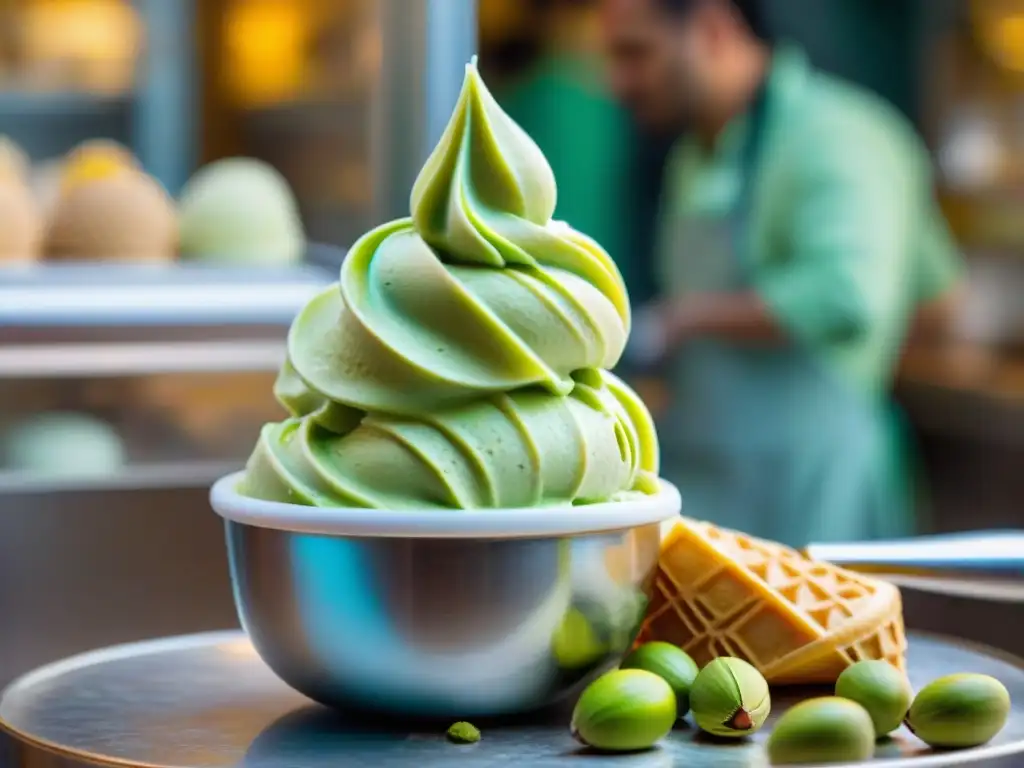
[807,530,1024,602]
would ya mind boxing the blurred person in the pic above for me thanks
[498,0,639,281]
[602,0,963,546]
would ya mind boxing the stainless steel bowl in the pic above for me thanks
[211,472,680,718]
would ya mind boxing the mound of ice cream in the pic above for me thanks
[177,158,304,265]
[0,136,43,264]
[0,136,30,182]
[46,141,176,262]
[2,412,126,478]
[239,59,658,510]
[60,140,139,190]
[32,141,138,219]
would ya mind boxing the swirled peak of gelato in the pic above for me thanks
[241,58,659,509]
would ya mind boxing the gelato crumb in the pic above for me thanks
[446,721,481,744]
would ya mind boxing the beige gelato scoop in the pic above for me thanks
[0,137,43,264]
[46,144,176,262]
[0,181,44,264]
[0,136,30,183]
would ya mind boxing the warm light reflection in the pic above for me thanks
[991,15,1024,72]
[972,0,1024,74]
[20,0,140,93]
[223,0,311,106]
[478,0,530,47]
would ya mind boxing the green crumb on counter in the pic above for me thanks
[447,721,481,744]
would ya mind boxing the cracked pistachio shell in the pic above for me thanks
[835,660,913,738]
[570,669,676,752]
[907,674,1010,749]
[690,657,770,738]
[767,697,875,765]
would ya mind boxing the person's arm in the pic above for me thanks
[754,128,910,351]
[659,291,785,344]
[647,126,909,355]
[907,285,962,343]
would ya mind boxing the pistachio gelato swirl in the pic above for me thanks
[240,58,659,509]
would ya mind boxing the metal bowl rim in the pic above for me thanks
[210,471,680,538]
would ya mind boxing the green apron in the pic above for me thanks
[656,87,901,548]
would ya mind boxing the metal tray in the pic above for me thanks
[2,631,1024,767]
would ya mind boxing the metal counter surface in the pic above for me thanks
[3,631,1024,767]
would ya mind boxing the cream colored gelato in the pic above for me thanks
[177,158,304,265]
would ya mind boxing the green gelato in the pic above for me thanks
[240,58,658,509]
[177,158,304,265]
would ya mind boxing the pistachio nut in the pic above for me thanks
[621,642,699,716]
[690,657,770,738]
[767,697,875,764]
[570,669,676,752]
[835,660,913,738]
[906,674,1010,749]
[446,721,481,744]
[552,608,606,670]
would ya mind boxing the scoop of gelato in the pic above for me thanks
[65,139,138,173]
[31,141,138,220]
[0,180,44,264]
[238,59,659,510]
[61,140,139,193]
[0,136,43,263]
[0,136,30,183]
[177,157,304,265]
[2,412,126,478]
[46,158,177,262]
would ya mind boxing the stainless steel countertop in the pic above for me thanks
[3,631,1024,767]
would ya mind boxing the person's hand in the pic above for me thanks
[628,293,783,361]
[626,299,697,366]
[660,297,715,347]
[643,297,720,351]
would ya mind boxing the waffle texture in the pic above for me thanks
[637,518,907,685]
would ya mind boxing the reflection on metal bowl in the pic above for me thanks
[212,473,678,718]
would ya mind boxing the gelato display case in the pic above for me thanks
[0,0,476,687]
[0,0,194,196]
[0,263,331,686]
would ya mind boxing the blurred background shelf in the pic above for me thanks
[0,459,240,495]
[0,262,334,329]
[0,340,288,379]
[0,0,479,689]
[0,91,129,114]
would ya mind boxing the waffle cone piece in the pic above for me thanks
[636,518,907,685]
